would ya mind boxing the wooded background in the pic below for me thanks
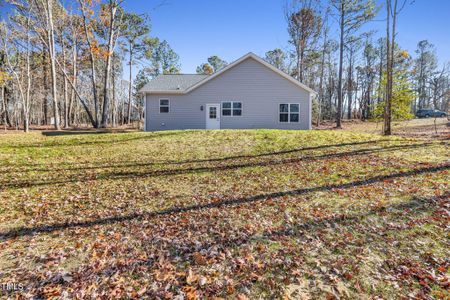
[0,0,448,134]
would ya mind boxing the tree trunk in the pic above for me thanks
[79,0,99,127]
[299,45,304,83]
[100,1,118,128]
[317,25,327,126]
[111,54,117,127]
[69,39,77,126]
[46,0,60,130]
[1,85,6,130]
[61,32,69,128]
[3,87,12,127]
[389,0,398,127]
[42,46,49,125]
[336,3,344,128]
[366,77,373,120]
[384,0,392,135]
[347,50,353,120]
[418,50,425,109]
[121,89,126,125]
[24,14,31,133]
[377,43,384,106]
[127,45,133,124]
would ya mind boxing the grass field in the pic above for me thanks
[0,127,449,299]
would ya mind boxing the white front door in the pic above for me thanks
[205,104,220,129]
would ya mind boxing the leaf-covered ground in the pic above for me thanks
[0,129,448,299]
[316,118,449,140]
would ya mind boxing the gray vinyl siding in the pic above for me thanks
[145,57,312,131]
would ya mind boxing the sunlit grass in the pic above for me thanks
[0,129,448,298]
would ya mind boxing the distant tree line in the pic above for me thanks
[264,0,449,134]
[0,0,181,131]
[1,0,448,134]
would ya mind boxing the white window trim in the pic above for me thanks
[279,103,300,123]
[159,98,170,114]
[221,101,243,117]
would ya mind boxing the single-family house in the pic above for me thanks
[139,53,316,131]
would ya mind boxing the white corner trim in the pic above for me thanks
[309,94,313,130]
[143,94,147,131]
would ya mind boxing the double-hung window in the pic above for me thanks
[159,99,170,113]
[279,103,299,123]
[222,101,242,116]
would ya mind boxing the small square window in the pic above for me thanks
[290,104,299,112]
[222,102,231,109]
[280,104,289,112]
[290,113,299,122]
[279,113,288,122]
[222,109,231,116]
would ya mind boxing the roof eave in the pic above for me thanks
[139,90,187,95]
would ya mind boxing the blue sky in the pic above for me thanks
[121,0,450,74]
[2,0,449,76]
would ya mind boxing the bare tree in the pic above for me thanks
[78,0,100,127]
[56,9,70,128]
[1,2,34,132]
[39,0,61,130]
[360,40,377,120]
[67,14,82,127]
[286,0,322,83]
[100,0,124,128]
[122,12,150,125]
[316,8,330,126]
[346,37,363,120]
[429,64,449,110]
[384,0,407,135]
[331,0,376,128]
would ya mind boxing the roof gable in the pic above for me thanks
[139,53,316,95]
[186,53,316,95]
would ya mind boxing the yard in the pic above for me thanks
[0,124,449,298]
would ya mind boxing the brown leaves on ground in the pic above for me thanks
[0,129,448,299]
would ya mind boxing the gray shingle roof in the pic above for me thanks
[140,74,209,92]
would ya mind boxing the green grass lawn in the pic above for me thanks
[0,129,448,299]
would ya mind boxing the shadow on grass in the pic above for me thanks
[29,191,449,295]
[0,142,435,189]
[7,130,195,149]
[174,191,450,259]
[1,163,448,241]
[41,130,124,136]
[15,139,387,172]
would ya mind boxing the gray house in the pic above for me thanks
[140,53,316,131]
